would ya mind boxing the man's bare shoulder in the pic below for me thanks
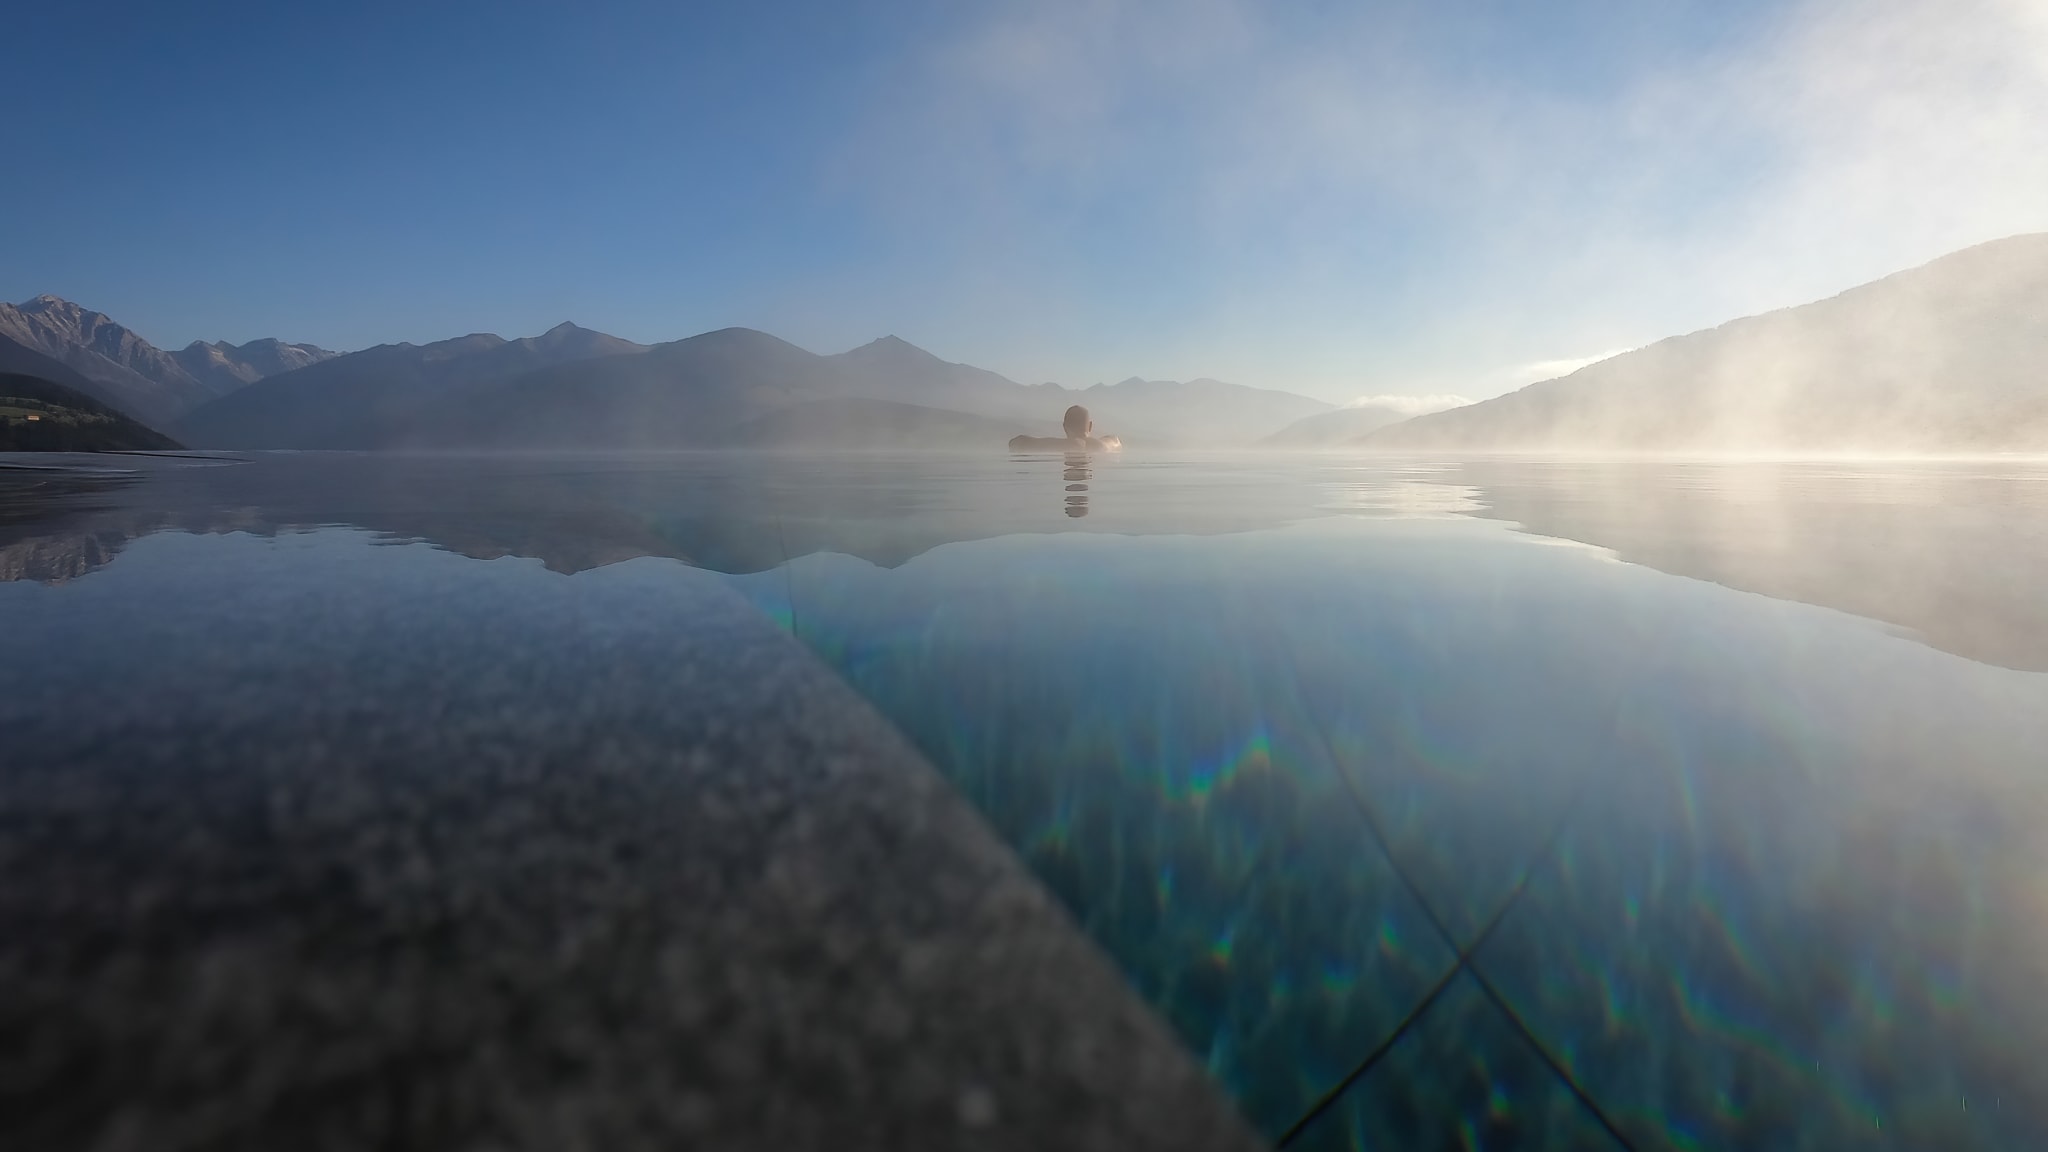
[1009,435,1080,451]
[1008,434,1122,452]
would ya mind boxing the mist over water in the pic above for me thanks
[7,0,2048,1147]
[6,447,2045,1148]
[829,0,2048,403]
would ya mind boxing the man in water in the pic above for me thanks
[1009,404,1122,452]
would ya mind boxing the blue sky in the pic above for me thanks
[6,0,2046,403]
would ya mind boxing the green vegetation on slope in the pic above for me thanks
[0,373,183,452]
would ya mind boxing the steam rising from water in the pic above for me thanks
[841,0,2048,407]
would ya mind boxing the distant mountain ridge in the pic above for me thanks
[173,338,337,393]
[187,326,1333,449]
[0,295,333,427]
[24,230,2048,455]
[180,322,649,449]
[0,331,107,395]
[0,296,211,426]
[1364,233,2048,453]
[5,295,1336,450]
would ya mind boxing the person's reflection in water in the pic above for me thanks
[1003,403,1116,518]
[1063,452,1091,518]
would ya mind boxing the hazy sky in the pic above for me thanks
[6,0,2045,404]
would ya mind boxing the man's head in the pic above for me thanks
[1062,405,1091,439]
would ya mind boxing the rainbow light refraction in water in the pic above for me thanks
[727,516,2048,1148]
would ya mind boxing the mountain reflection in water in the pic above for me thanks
[5,449,2046,1147]
[4,451,2043,673]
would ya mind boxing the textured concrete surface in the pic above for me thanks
[0,529,1266,1152]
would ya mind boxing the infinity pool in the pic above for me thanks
[6,450,2045,1149]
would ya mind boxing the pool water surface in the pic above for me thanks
[5,449,2045,1149]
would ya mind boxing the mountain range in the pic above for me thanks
[7,231,2046,455]
[0,295,1334,450]
[179,323,653,449]
[0,296,336,428]
[1361,233,2048,453]
[173,338,338,394]
[179,326,1333,449]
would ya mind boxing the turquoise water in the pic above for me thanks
[6,450,2046,1148]
[727,511,2047,1148]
